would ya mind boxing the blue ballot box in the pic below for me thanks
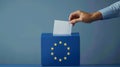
[41,33,80,66]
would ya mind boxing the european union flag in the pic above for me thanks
[41,33,80,66]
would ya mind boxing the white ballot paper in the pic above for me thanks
[53,20,72,36]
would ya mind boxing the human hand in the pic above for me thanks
[69,10,102,25]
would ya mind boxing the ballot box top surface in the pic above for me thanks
[41,32,79,37]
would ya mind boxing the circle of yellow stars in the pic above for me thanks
[50,41,71,62]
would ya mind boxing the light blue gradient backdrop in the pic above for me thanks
[0,0,120,64]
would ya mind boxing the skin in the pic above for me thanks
[69,10,103,25]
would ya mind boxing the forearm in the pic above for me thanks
[99,1,120,19]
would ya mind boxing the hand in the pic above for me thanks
[69,10,102,25]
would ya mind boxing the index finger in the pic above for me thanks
[69,11,80,21]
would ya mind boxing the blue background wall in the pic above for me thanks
[0,0,120,64]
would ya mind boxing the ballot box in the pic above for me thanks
[41,33,80,66]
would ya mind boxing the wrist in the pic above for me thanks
[91,12,102,22]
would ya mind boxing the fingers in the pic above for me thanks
[70,18,82,24]
[69,11,79,21]
[69,10,95,25]
[69,13,74,21]
[69,10,81,25]
[70,18,81,26]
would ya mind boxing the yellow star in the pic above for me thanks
[67,52,70,55]
[54,57,57,60]
[51,47,54,50]
[67,47,70,50]
[64,57,67,60]
[64,43,67,46]
[54,43,57,46]
[59,59,62,62]
[51,52,54,56]
[59,41,62,44]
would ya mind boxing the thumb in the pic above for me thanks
[70,18,81,24]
